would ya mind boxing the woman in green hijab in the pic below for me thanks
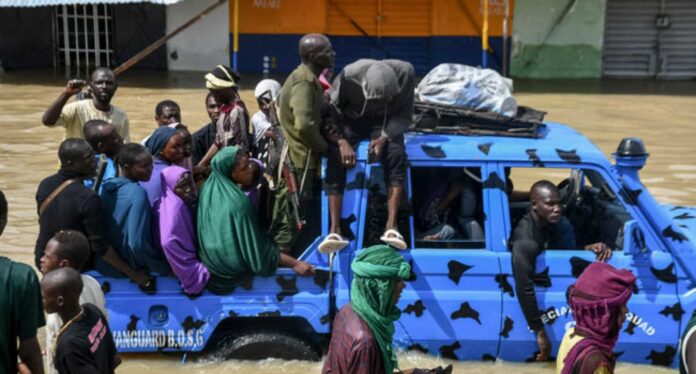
[197,146,315,294]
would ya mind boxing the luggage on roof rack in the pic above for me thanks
[411,101,547,138]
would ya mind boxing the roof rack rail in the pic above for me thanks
[411,101,547,138]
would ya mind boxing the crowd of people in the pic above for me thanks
[0,32,694,374]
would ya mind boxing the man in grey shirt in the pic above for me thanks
[321,59,415,253]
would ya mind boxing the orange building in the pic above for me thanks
[232,0,513,74]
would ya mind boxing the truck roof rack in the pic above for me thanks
[411,101,547,138]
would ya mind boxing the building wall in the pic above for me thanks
[166,0,230,72]
[0,7,54,70]
[510,0,606,79]
[231,0,514,75]
[113,3,167,70]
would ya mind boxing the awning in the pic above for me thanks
[0,0,184,7]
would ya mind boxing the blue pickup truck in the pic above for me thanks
[91,119,696,367]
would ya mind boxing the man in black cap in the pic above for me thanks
[322,59,415,252]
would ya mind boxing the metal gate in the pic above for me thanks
[54,4,115,75]
[603,0,696,79]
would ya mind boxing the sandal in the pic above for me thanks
[318,233,349,254]
[380,229,408,250]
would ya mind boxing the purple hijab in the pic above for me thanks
[563,262,636,374]
[159,165,209,295]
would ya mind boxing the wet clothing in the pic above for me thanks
[557,329,612,374]
[326,59,414,195]
[197,146,279,294]
[84,154,118,194]
[322,304,385,374]
[192,122,217,166]
[511,211,575,332]
[54,303,117,374]
[35,170,108,268]
[561,262,635,374]
[98,177,170,276]
[50,99,130,141]
[0,257,45,374]
[680,310,696,374]
[46,274,106,374]
[279,63,328,169]
[268,167,314,249]
[159,166,209,295]
[349,244,411,374]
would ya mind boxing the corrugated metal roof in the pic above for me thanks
[0,0,184,7]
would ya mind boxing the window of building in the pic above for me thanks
[54,4,115,75]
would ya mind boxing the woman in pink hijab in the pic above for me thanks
[557,262,636,374]
[159,165,209,295]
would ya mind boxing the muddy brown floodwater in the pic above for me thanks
[1,71,692,373]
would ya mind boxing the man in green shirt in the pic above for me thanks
[270,33,347,254]
[0,190,46,374]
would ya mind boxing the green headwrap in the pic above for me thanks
[350,245,411,374]
[197,146,279,294]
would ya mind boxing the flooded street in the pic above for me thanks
[0,71,693,373]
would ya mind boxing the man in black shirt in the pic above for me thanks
[83,120,123,192]
[192,92,220,166]
[35,138,150,288]
[42,267,118,374]
[510,180,611,361]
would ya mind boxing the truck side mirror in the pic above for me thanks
[621,220,646,255]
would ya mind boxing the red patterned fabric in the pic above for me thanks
[322,304,385,374]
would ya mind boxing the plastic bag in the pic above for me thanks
[416,63,517,117]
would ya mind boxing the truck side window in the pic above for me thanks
[506,167,631,250]
[411,167,486,249]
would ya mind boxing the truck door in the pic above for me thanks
[369,162,502,360]
[496,164,680,366]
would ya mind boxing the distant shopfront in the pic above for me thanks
[231,0,513,75]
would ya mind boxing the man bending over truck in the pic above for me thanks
[511,180,612,361]
[322,59,415,253]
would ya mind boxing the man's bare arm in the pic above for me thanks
[102,247,151,286]
[42,79,85,126]
[18,336,44,374]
